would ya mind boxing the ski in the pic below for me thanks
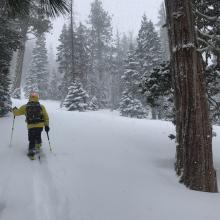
[35,149,45,163]
[27,149,43,162]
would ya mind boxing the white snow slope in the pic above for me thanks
[1,100,220,220]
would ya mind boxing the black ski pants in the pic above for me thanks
[28,127,43,151]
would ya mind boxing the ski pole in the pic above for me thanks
[9,116,15,147]
[46,131,53,152]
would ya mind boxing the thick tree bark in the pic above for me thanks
[165,0,218,192]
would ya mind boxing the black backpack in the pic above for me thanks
[26,102,44,124]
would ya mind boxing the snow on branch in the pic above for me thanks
[197,37,220,53]
[172,11,184,19]
[194,8,218,22]
[172,43,195,53]
[197,29,220,41]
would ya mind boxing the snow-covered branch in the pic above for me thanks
[197,37,220,52]
[193,8,218,22]
[197,29,220,41]
[172,43,195,53]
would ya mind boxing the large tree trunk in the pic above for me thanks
[165,0,218,192]
[12,23,28,99]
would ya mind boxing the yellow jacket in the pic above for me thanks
[13,102,49,129]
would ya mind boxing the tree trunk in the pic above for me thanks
[12,23,28,99]
[165,0,218,192]
[70,0,75,79]
[151,108,157,119]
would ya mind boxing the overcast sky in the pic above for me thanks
[47,0,164,50]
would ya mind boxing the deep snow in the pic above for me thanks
[0,99,220,220]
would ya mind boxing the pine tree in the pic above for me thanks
[88,96,99,110]
[121,49,142,98]
[109,32,128,109]
[136,15,163,75]
[23,65,39,97]
[0,72,12,116]
[49,69,60,100]
[74,23,90,88]
[22,40,35,84]
[119,47,147,118]
[57,22,92,107]
[24,33,49,99]
[37,34,49,99]
[63,80,89,111]
[88,0,113,108]
[120,34,131,56]
[141,62,174,120]
[48,45,57,79]
[141,61,220,122]
[136,15,163,118]
[119,91,147,119]
[0,8,20,116]
[57,24,73,101]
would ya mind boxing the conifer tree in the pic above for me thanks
[121,49,142,98]
[23,65,39,97]
[119,92,147,119]
[74,23,90,88]
[88,96,99,111]
[120,34,131,56]
[119,47,147,118]
[109,32,128,109]
[24,33,49,99]
[48,45,57,78]
[56,24,72,100]
[57,22,92,106]
[36,34,49,99]
[63,80,89,111]
[49,69,60,100]
[141,62,174,120]
[136,15,163,118]
[136,15,162,75]
[0,72,12,116]
[88,0,113,108]
[141,61,220,122]
[0,8,20,116]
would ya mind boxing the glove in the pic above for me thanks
[45,126,50,132]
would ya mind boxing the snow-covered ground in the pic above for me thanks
[1,99,220,220]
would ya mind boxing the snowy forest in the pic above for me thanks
[1,0,220,219]
[1,0,171,114]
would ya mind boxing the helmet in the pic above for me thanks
[29,92,39,102]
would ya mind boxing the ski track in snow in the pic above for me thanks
[1,99,220,220]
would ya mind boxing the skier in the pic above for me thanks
[12,92,50,159]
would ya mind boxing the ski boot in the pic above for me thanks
[27,149,35,160]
